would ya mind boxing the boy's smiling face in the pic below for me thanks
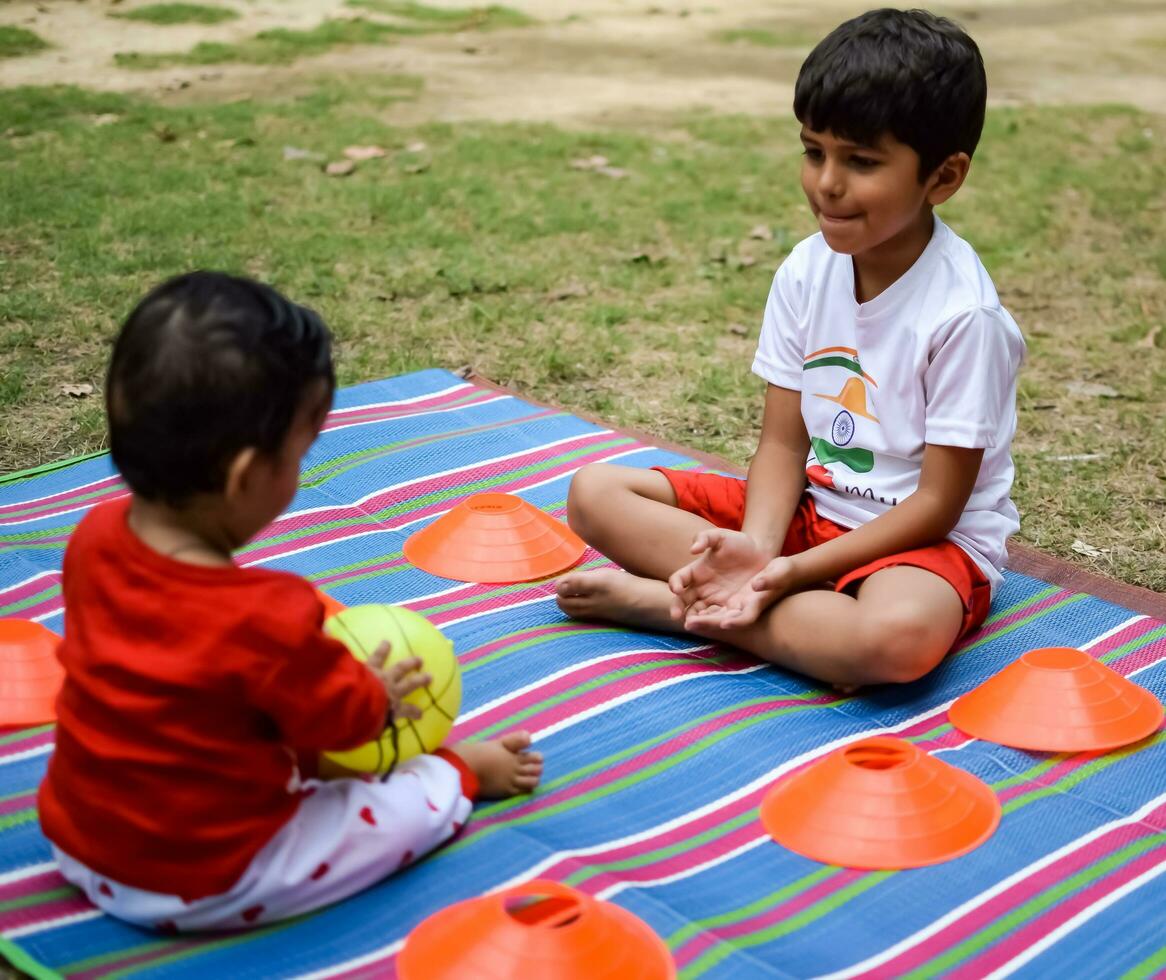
[799,126,943,262]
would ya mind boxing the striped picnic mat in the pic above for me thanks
[2,368,1164,979]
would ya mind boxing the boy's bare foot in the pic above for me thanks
[555,568,680,632]
[453,731,543,799]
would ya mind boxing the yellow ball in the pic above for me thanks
[321,604,461,775]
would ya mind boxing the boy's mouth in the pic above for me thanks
[819,211,861,225]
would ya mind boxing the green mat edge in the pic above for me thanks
[0,934,65,980]
[0,450,110,489]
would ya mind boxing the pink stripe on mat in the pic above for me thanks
[322,387,497,429]
[0,729,55,762]
[0,869,63,905]
[0,894,93,935]
[674,869,866,967]
[240,433,626,566]
[950,846,1166,979]
[451,653,755,741]
[465,693,842,836]
[864,801,1166,977]
[0,477,123,521]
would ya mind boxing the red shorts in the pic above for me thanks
[654,468,992,640]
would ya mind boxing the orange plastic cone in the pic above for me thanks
[404,493,586,584]
[0,619,64,729]
[398,880,675,980]
[949,647,1163,752]
[760,736,1000,869]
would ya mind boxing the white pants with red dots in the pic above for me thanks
[52,753,472,932]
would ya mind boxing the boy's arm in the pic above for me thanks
[765,443,983,592]
[741,383,811,556]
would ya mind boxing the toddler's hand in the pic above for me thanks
[366,642,430,721]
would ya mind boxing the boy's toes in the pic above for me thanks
[555,576,583,597]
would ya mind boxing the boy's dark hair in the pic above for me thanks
[107,271,335,505]
[794,8,987,179]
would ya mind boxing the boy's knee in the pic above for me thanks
[857,606,951,685]
[566,464,623,538]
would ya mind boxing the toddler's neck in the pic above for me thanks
[127,496,236,567]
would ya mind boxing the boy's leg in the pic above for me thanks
[710,566,965,686]
[565,463,717,579]
[557,463,723,629]
[562,564,964,687]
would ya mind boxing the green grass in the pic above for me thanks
[1,85,1163,589]
[112,3,240,25]
[114,4,535,68]
[115,19,406,68]
[347,0,534,29]
[715,27,818,48]
[0,26,49,59]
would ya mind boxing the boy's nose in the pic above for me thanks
[817,160,845,198]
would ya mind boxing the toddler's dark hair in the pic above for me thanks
[107,271,335,505]
[794,8,987,179]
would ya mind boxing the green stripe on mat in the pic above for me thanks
[670,733,1165,976]
[681,873,895,978]
[1121,943,1166,980]
[906,835,1166,978]
[1100,625,1166,664]
[0,725,52,748]
[667,866,836,949]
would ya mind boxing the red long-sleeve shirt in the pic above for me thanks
[38,498,388,900]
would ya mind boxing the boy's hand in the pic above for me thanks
[366,642,430,721]
[668,529,769,628]
[701,555,798,629]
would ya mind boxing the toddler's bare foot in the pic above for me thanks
[453,731,543,799]
[555,568,679,632]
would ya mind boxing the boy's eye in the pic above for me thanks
[802,147,823,161]
[850,155,879,169]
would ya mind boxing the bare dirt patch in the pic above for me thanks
[3,0,1165,123]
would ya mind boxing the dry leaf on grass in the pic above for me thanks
[92,114,120,127]
[1065,380,1120,398]
[570,155,609,171]
[728,323,750,337]
[1052,453,1105,462]
[403,159,430,175]
[60,384,93,398]
[596,166,629,180]
[748,224,773,240]
[405,140,428,154]
[1136,325,1161,349]
[344,145,386,161]
[325,160,357,177]
[1071,539,1109,558]
[283,145,324,162]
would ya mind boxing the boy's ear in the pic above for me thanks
[224,447,260,503]
[926,151,972,206]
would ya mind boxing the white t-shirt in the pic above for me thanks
[751,215,1026,594]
